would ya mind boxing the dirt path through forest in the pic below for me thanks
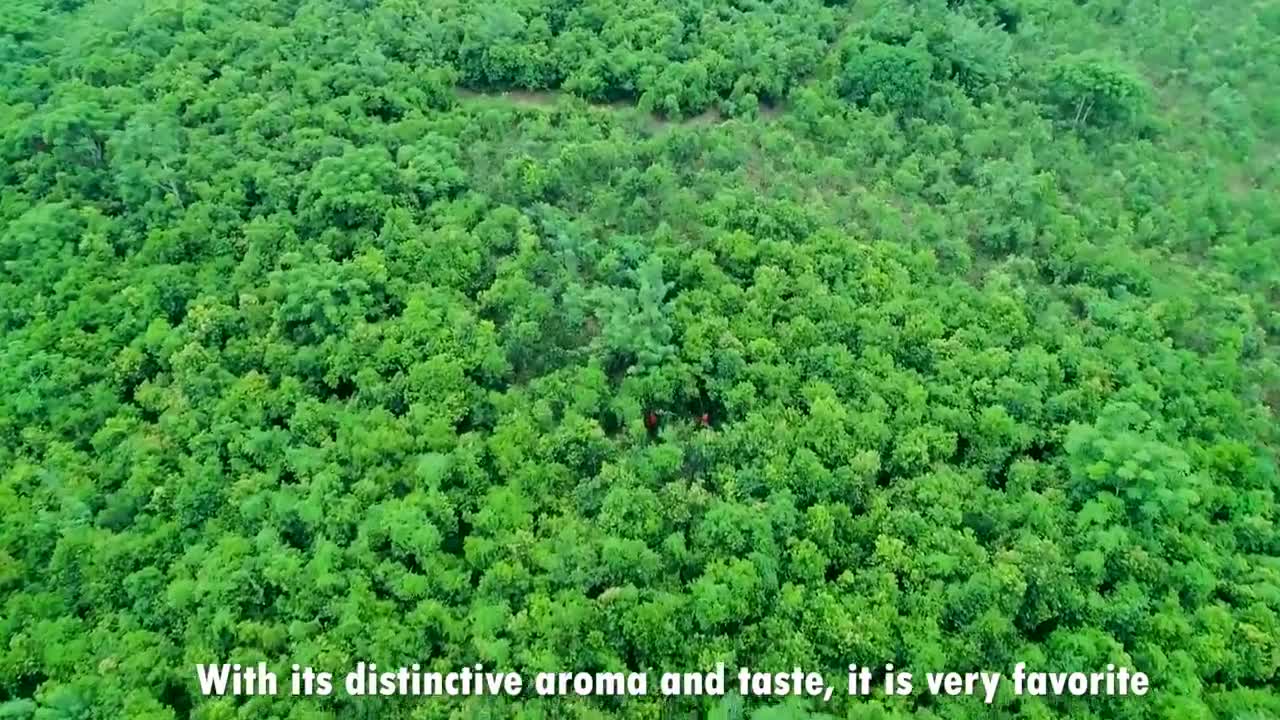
[455,87,782,130]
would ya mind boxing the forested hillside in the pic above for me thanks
[1,0,1278,718]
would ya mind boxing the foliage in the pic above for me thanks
[1044,53,1151,130]
[838,38,935,115]
[0,0,1278,718]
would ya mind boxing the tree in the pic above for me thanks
[1045,53,1150,130]
[838,39,934,116]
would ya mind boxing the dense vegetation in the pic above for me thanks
[2,0,1279,718]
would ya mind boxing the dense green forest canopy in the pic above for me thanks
[1,0,1279,717]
